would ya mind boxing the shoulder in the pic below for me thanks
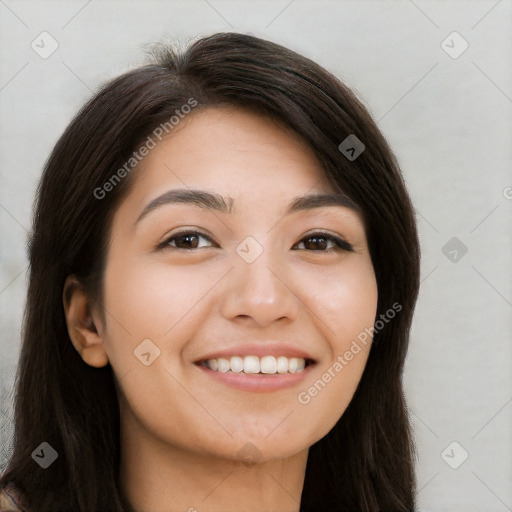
[0,483,27,512]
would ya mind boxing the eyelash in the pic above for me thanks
[157,230,353,254]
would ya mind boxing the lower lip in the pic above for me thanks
[195,363,314,392]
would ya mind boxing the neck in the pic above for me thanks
[119,410,308,512]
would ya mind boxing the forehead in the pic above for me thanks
[110,106,365,232]
[131,106,333,197]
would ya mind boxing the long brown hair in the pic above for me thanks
[0,32,420,511]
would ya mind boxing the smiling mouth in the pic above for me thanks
[197,355,315,375]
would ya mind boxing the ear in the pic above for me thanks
[63,275,109,368]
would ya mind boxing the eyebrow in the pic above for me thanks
[135,188,360,224]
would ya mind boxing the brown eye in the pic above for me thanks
[159,231,215,250]
[157,230,352,253]
[293,232,353,253]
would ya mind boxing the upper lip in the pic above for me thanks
[194,343,317,363]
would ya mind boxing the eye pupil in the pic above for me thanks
[175,234,199,249]
[304,236,328,251]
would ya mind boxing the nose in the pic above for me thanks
[220,249,299,328]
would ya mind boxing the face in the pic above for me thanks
[75,107,378,463]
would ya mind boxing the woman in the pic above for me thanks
[0,32,420,511]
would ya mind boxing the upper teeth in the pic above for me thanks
[204,355,307,374]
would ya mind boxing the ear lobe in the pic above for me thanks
[63,275,109,368]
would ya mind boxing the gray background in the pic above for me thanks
[1,1,511,510]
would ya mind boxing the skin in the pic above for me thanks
[64,107,378,512]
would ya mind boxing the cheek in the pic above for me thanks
[293,257,377,436]
[304,255,378,352]
[99,248,218,369]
